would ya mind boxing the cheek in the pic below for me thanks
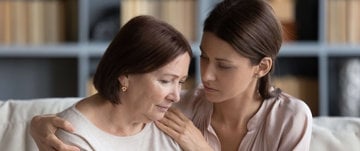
[132,81,163,106]
[219,71,249,91]
[147,83,168,103]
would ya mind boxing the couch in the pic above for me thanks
[1,98,360,151]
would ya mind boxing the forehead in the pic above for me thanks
[151,53,190,76]
[200,32,245,60]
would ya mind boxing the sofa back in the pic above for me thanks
[1,98,360,151]
[0,98,79,151]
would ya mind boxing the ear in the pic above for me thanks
[118,75,129,87]
[255,57,272,78]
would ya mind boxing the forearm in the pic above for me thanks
[30,114,80,151]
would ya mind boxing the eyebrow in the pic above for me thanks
[199,46,232,63]
[163,74,188,79]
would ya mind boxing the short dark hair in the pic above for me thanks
[93,15,192,104]
[204,0,283,99]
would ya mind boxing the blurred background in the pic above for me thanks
[0,0,359,117]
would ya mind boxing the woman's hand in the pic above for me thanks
[30,114,80,151]
[155,108,213,151]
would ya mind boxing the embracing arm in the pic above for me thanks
[30,114,80,151]
[155,108,214,151]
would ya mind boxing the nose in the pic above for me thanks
[201,62,215,82]
[168,84,181,103]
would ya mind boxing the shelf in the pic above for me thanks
[326,45,360,56]
[2,42,358,58]
[0,43,111,57]
[279,42,320,57]
[86,42,109,57]
[279,43,360,57]
[0,44,82,57]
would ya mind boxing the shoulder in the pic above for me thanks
[147,123,182,150]
[56,104,94,137]
[269,91,312,121]
[57,104,84,125]
[262,92,313,149]
[262,91,313,136]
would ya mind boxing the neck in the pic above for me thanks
[77,94,146,136]
[212,93,262,128]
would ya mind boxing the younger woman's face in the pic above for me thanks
[200,32,259,103]
[122,53,191,122]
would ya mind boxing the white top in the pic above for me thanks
[178,87,313,151]
[56,105,182,151]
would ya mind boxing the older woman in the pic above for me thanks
[35,15,192,151]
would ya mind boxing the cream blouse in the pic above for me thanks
[177,87,312,151]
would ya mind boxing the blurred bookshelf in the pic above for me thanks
[0,0,206,100]
[1,0,360,117]
[270,0,360,117]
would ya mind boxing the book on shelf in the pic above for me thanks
[347,0,360,44]
[28,0,45,44]
[269,0,297,41]
[64,0,78,42]
[43,0,66,44]
[161,0,182,38]
[11,0,28,44]
[121,0,197,42]
[0,1,12,44]
[0,0,74,45]
[183,0,196,41]
[327,0,360,44]
[327,0,347,43]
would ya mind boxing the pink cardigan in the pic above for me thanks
[177,87,312,151]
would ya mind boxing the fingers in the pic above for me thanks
[158,108,193,134]
[159,116,183,133]
[30,114,79,151]
[164,108,190,127]
[51,116,75,132]
[50,137,80,151]
[155,120,180,138]
[168,108,188,121]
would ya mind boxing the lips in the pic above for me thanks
[156,105,171,112]
[203,85,218,92]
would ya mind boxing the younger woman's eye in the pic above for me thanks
[217,63,232,69]
[200,55,209,62]
[159,80,170,84]
[179,80,186,85]
[200,52,208,58]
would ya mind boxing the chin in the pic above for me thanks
[150,113,166,121]
[205,94,225,103]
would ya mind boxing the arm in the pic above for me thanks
[30,114,80,151]
[155,108,214,151]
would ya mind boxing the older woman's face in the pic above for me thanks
[123,53,191,122]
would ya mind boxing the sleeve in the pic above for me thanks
[55,129,94,151]
[278,100,313,151]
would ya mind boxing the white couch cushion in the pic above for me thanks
[0,98,80,151]
[310,117,360,151]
